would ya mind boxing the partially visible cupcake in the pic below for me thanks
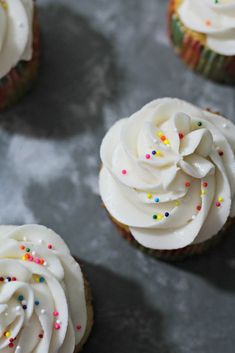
[0,0,40,110]
[0,225,93,352]
[168,0,235,84]
[99,98,235,260]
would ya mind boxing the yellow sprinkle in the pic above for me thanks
[22,256,26,261]
[5,331,11,338]
[175,200,180,206]
[35,276,40,283]
[0,1,8,10]
[218,197,224,202]
[163,139,170,145]
[157,214,164,221]
[156,150,162,156]
[201,191,207,197]
[157,131,163,137]
[147,193,153,199]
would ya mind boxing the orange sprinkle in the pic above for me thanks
[205,19,212,26]
[160,135,166,142]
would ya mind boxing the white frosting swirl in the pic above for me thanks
[178,0,235,55]
[100,98,235,250]
[0,0,34,79]
[0,225,88,353]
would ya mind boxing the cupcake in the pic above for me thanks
[0,0,40,110]
[0,225,93,352]
[99,98,235,260]
[168,0,235,84]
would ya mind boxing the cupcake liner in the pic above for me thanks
[0,5,40,111]
[110,214,234,262]
[168,0,235,84]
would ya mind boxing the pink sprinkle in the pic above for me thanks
[29,256,34,262]
[216,201,221,208]
[35,258,41,264]
[145,154,151,159]
[54,323,61,330]
[76,324,82,331]
[53,311,59,317]
[122,169,127,175]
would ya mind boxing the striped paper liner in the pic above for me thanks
[168,0,235,84]
[0,6,40,111]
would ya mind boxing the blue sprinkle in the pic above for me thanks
[35,300,40,306]
[155,197,160,203]
[165,212,170,217]
[18,295,24,302]
[39,277,45,283]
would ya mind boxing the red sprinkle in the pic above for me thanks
[179,132,184,140]
[216,201,221,207]
[76,324,82,331]
[203,182,208,188]
[218,150,224,156]
[54,323,61,330]
[39,334,44,339]
[196,205,202,211]
[12,277,17,281]
[185,181,191,188]
[8,343,14,348]
[48,244,52,249]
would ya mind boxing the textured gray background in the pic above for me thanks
[1,0,235,352]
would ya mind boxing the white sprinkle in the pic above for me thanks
[56,319,61,324]
[43,261,48,267]
[23,237,27,241]
[41,309,46,315]
[16,306,21,312]
[38,239,43,244]
[222,123,227,128]
[16,346,22,353]
[22,300,27,306]
[32,251,36,256]
[192,215,196,220]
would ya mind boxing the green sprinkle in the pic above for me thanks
[197,122,202,127]
[153,215,157,220]
[26,248,30,253]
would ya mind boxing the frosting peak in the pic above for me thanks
[99,98,235,250]
[0,225,88,353]
[178,0,235,55]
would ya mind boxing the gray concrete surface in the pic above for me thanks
[0,0,235,352]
